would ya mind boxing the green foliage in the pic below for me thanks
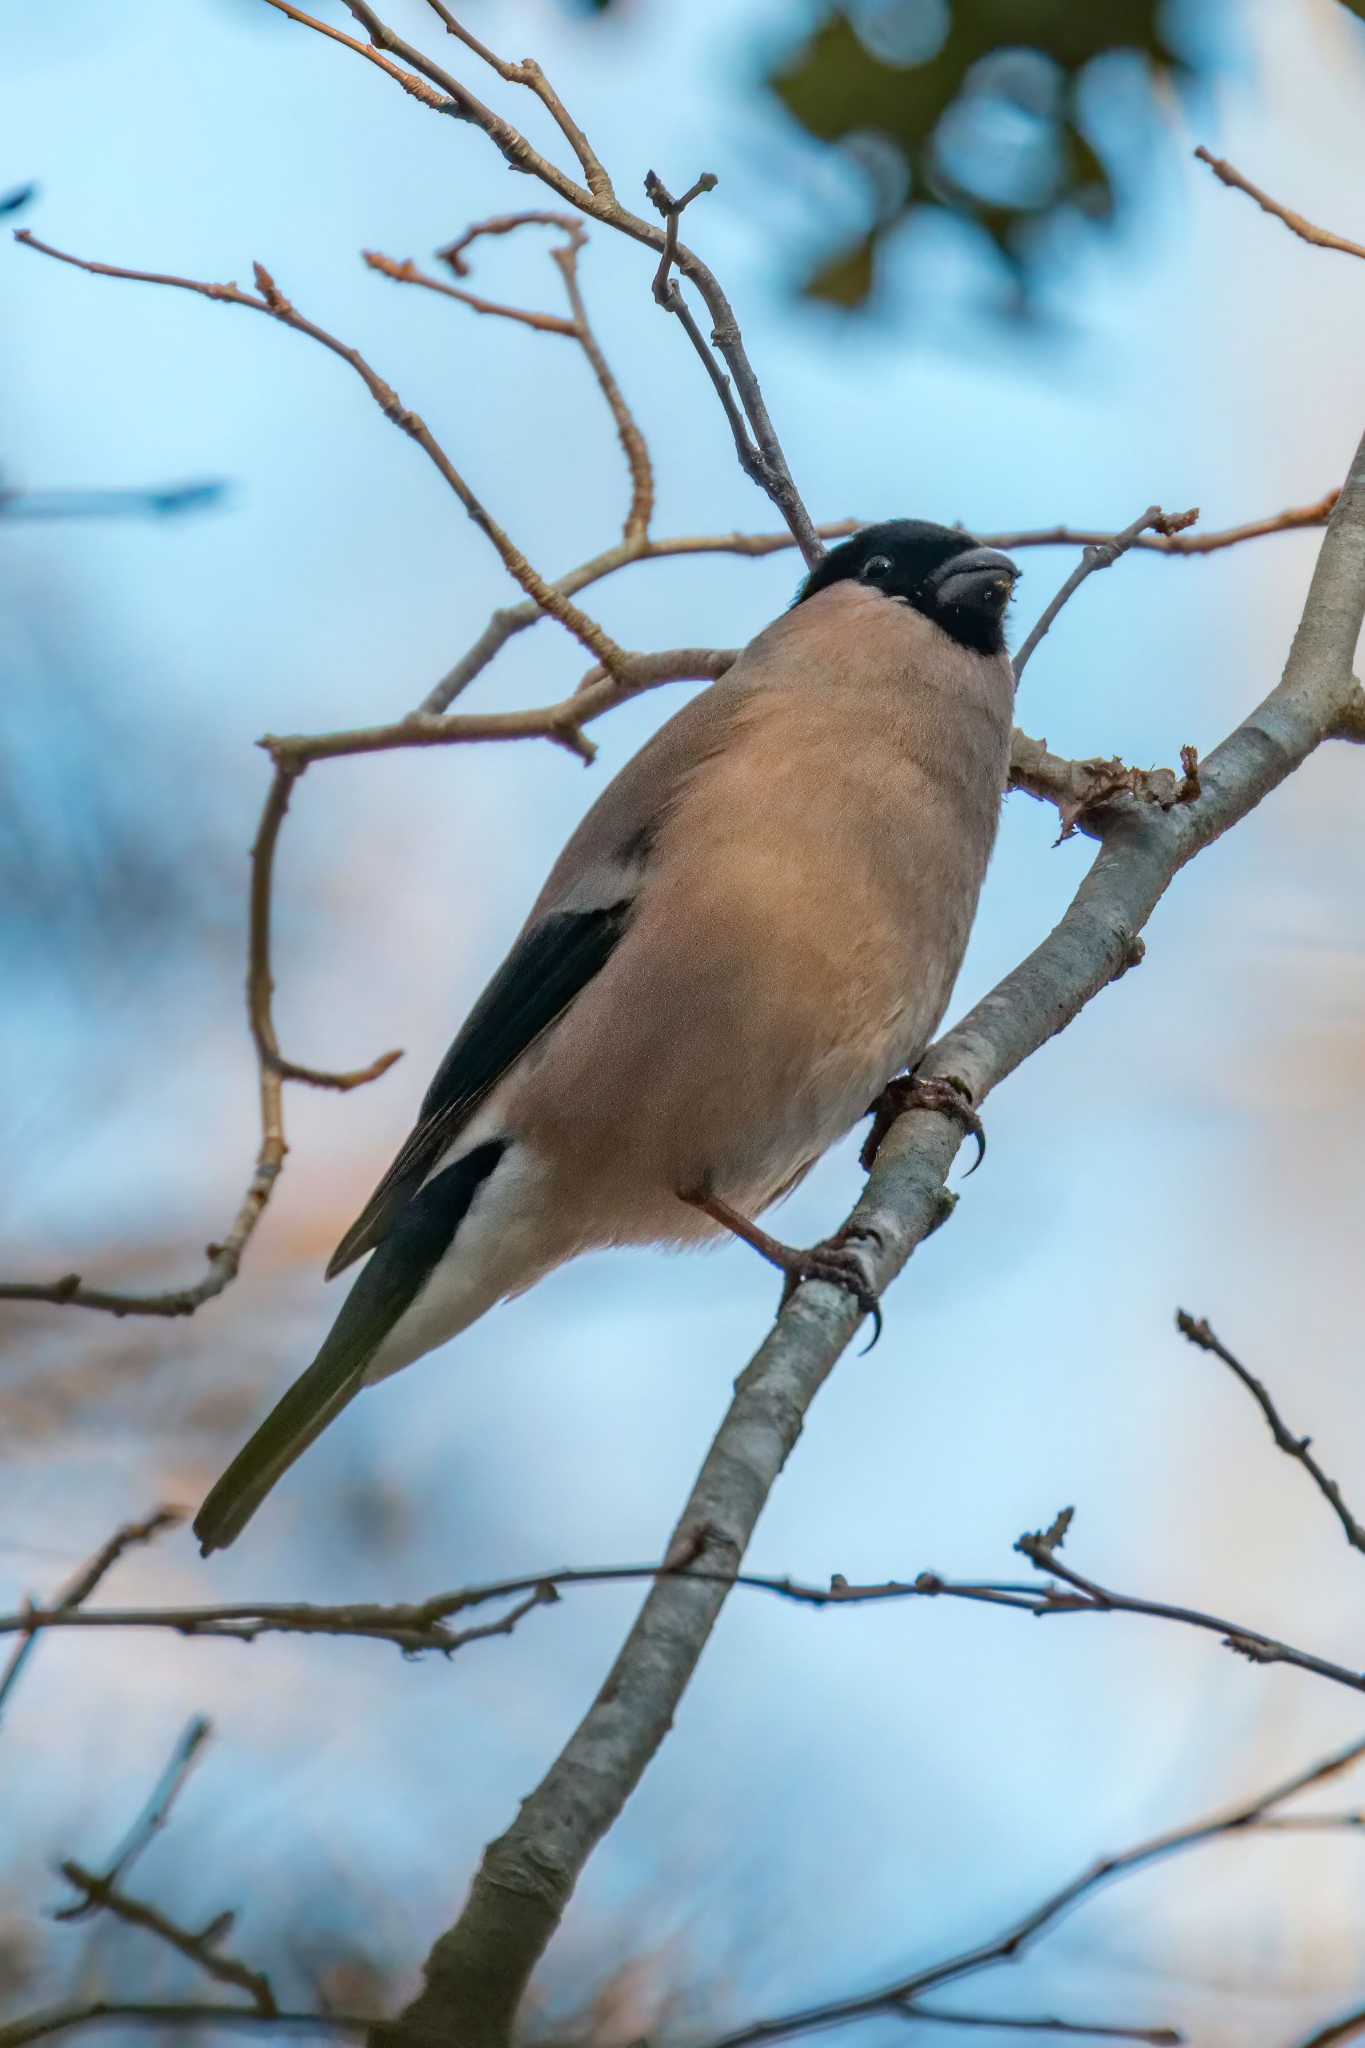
[768,1,1194,307]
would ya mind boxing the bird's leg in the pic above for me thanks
[678,1179,884,1343]
[861,1070,986,1175]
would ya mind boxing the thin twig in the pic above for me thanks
[56,1717,213,1903]
[905,2016,1176,2043]
[264,0,825,561]
[57,1864,277,2016]
[982,494,1338,556]
[362,248,577,335]
[1177,1310,1365,1554]
[419,4,612,198]
[1012,506,1198,679]
[0,1509,182,1723]
[704,1724,1365,2048]
[0,2003,367,2045]
[0,482,225,521]
[1195,148,1365,261]
[995,1510,1365,1697]
[0,762,398,1318]
[905,2015,1175,2043]
[0,1560,1048,1656]
[643,169,761,489]
[13,229,627,676]
[263,647,738,772]
[414,493,1339,716]
[246,764,403,1094]
[371,210,654,540]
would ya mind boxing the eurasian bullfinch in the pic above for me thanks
[194,519,1019,1553]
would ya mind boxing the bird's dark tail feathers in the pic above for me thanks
[193,1139,508,1555]
[192,1350,367,1556]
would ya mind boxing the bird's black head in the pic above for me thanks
[796,519,1019,656]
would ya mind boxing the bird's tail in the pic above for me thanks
[194,1139,509,1555]
[192,1343,368,1557]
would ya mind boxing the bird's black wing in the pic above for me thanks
[325,899,632,1278]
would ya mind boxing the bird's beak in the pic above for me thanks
[925,547,1019,611]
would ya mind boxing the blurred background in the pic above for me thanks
[4,1,1365,2041]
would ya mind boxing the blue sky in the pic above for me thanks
[4,3,1365,2041]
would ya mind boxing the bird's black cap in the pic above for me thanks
[796,519,1019,656]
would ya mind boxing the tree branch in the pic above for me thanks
[372,428,1365,2047]
[0,481,226,521]
[0,2001,366,2046]
[412,493,1337,716]
[369,210,654,541]
[1195,147,1365,261]
[261,0,825,562]
[0,1509,182,1724]
[1008,736,1200,844]
[13,229,626,677]
[899,2013,1176,2043]
[1177,1311,1365,1554]
[0,758,398,1318]
[1012,506,1198,679]
[263,647,738,772]
[63,1716,212,1897]
[705,1723,1365,2048]
[0,1555,1085,1657]
[56,1863,277,2017]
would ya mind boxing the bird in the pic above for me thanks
[193,519,1020,1554]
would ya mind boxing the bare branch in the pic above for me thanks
[414,492,1339,717]
[374,427,1365,2048]
[247,764,404,1095]
[983,493,1338,557]
[1009,737,1201,843]
[264,648,738,772]
[0,1509,182,1724]
[961,1510,1365,1698]
[14,229,627,676]
[0,760,397,1319]
[1297,2008,1365,2048]
[1177,1311,1365,1555]
[419,5,613,199]
[0,481,226,521]
[1195,147,1365,261]
[60,1716,212,1899]
[260,1,824,562]
[1012,506,1198,679]
[369,210,654,540]
[0,1555,1047,1656]
[901,2014,1177,2043]
[643,169,761,487]
[0,2001,367,2046]
[705,1723,1365,2048]
[362,247,578,334]
[57,1863,277,2016]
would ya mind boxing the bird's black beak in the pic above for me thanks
[925,547,1019,613]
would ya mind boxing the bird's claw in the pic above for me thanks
[778,1232,884,1350]
[861,1073,985,1175]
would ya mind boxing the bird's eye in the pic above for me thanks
[861,554,894,582]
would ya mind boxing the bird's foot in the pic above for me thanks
[775,1228,884,1347]
[678,1183,884,1344]
[861,1072,985,1175]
